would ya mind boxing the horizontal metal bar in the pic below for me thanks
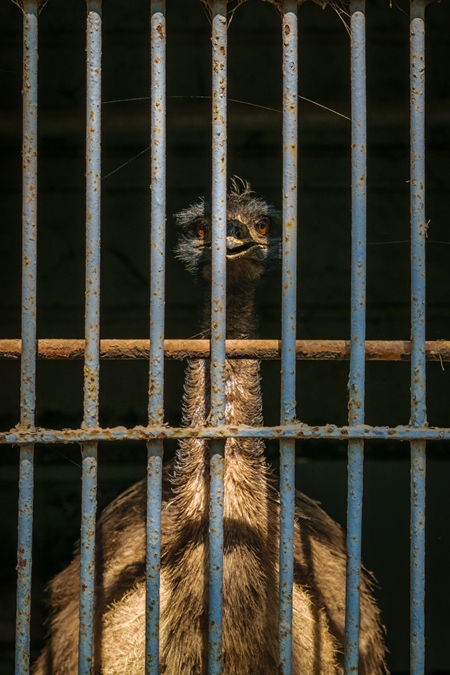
[3,424,450,445]
[2,338,450,361]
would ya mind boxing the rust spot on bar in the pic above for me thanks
[156,22,165,40]
[1,339,450,361]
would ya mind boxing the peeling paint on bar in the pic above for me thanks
[3,423,450,446]
[79,2,102,673]
[15,2,38,673]
[146,2,166,672]
[345,2,367,672]
[410,1,427,672]
[279,2,298,672]
[209,2,227,671]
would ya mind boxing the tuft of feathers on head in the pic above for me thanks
[226,177,280,223]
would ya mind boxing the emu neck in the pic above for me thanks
[171,278,270,524]
[200,280,259,338]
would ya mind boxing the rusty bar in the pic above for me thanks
[15,446,34,675]
[146,1,166,672]
[279,1,298,672]
[2,338,450,361]
[4,422,450,445]
[15,2,39,672]
[78,2,102,673]
[210,0,227,422]
[209,1,227,672]
[345,2,367,672]
[410,1,427,671]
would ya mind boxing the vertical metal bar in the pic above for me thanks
[79,2,102,673]
[209,1,227,673]
[345,2,367,672]
[15,3,38,672]
[410,2,427,672]
[146,1,166,673]
[278,1,298,673]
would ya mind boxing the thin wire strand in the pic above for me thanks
[102,93,350,121]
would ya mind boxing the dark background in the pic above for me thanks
[1,0,450,672]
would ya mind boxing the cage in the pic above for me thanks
[1,0,450,673]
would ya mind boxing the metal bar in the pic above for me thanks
[4,423,450,445]
[209,2,227,672]
[146,1,166,672]
[15,445,34,675]
[345,2,367,672]
[79,2,102,673]
[410,1,427,671]
[2,338,450,361]
[2,423,450,444]
[279,1,298,672]
[15,2,38,672]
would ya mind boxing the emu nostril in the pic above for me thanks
[227,219,244,239]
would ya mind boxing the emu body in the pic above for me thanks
[33,182,387,674]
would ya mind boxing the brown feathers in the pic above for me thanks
[33,186,387,674]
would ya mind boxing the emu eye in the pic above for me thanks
[254,217,270,236]
[195,221,208,238]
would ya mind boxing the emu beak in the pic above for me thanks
[225,221,256,257]
[226,236,247,251]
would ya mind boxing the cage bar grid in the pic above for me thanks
[7,0,440,673]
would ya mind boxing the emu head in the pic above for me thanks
[174,179,281,287]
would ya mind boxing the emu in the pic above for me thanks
[33,180,387,674]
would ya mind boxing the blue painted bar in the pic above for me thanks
[15,2,38,673]
[146,1,166,672]
[208,1,227,672]
[345,2,367,672]
[5,422,450,445]
[345,442,364,672]
[410,1,427,672]
[83,0,102,431]
[79,444,98,672]
[16,446,34,675]
[19,2,38,433]
[279,1,298,672]
[79,2,102,673]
